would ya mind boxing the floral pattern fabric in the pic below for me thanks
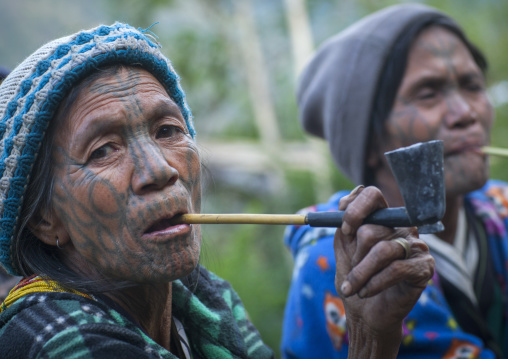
[281,180,508,359]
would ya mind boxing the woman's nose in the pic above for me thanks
[444,92,476,129]
[131,143,179,194]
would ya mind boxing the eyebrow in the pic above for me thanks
[458,72,485,84]
[69,114,124,158]
[411,76,446,90]
[406,71,484,94]
[148,98,185,123]
[70,98,185,155]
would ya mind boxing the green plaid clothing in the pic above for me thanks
[0,266,274,358]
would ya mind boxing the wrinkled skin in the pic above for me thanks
[44,68,202,284]
[335,186,435,358]
[370,26,493,207]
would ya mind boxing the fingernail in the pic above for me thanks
[358,287,368,298]
[340,281,352,297]
[342,222,352,235]
[350,185,365,196]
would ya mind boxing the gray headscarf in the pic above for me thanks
[297,4,475,185]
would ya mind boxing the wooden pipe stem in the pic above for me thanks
[175,213,308,225]
[174,207,414,228]
[482,146,508,158]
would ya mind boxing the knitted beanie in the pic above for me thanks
[0,22,196,275]
[297,4,459,185]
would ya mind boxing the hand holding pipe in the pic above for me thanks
[174,140,446,233]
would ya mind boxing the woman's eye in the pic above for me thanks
[416,89,437,101]
[89,144,115,161]
[461,75,485,93]
[465,81,483,92]
[156,125,182,139]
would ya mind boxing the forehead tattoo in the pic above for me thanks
[419,32,460,77]
[88,68,144,113]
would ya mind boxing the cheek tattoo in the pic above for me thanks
[386,104,440,147]
[50,69,201,281]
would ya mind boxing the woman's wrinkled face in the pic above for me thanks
[51,67,201,283]
[376,26,493,197]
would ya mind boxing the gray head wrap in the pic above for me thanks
[297,4,462,185]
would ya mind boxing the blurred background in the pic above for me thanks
[1,0,507,356]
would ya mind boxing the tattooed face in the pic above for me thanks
[376,26,493,197]
[50,67,202,283]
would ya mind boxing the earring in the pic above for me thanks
[56,238,63,249]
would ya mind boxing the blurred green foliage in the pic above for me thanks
[1,1,507,357]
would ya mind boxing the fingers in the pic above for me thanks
[334,186,394,292]
[391,238,411,260]
[334,185,433,299]
[337,225,409,296]
[340,235,434,298]
[339,186,388,236]
[338,185,365,211]
[356,251,435,299]
[349,225,396,266]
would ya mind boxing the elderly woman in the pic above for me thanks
[282,3,506,359]
[0,23,433,358]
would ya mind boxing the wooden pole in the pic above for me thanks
[174,213,308,226]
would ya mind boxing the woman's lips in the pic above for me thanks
[444,143,485,157]
[142,214,191,240]
[145,218,175,233]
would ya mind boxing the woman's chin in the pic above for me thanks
[445,171,489,197]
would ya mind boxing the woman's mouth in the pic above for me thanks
[143,213,190,239]
[145,218,175,233]
[445,143,485,157]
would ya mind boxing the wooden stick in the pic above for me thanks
[174,213,308,225]
[482,146,508,158]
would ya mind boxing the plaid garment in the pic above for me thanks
[281,179,508,359]
[0,266,274,359]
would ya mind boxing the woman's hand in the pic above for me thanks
[334,185,435,358]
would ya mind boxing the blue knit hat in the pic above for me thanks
[0,22,196,275]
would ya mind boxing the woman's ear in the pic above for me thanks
[28,209,70,248]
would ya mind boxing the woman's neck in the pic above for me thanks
[61,253,174,349]
[437,196,463,245]
[60,253,174,349]
[106,282,173,350]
